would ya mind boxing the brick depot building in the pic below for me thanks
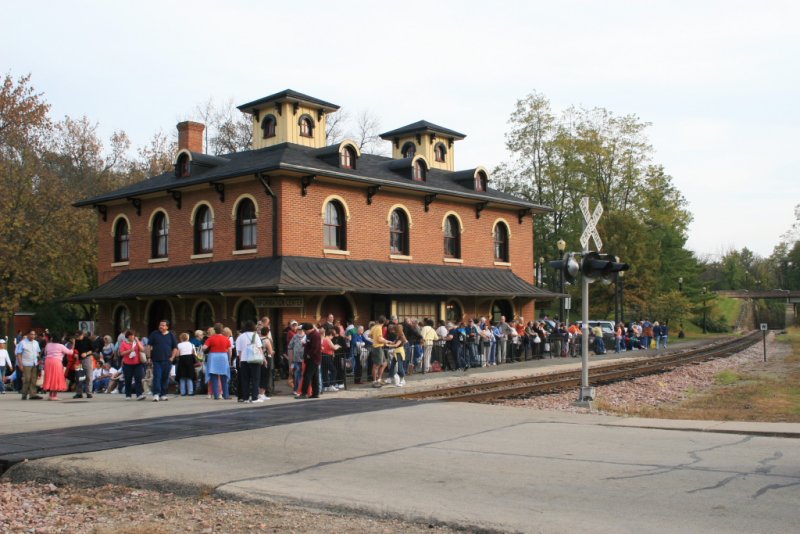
[72,89,556,344]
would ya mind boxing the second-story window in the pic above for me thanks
[494,222,509,262]
[475,171,488,192]
[401,142,416,158]
[114,218,129,262]
[151,212,168,259]
[194,205,214,254]
[323,200,346,250]
[444,215,461,259]
[389,209,409,255]
[236,199,257,250]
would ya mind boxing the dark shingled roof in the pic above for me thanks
[66,256,558,302]
[75,142,549,212]
[237,89,340,112]
[379,120,466,140]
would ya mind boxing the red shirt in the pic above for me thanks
[120,339,144,365]
[322,337,335,356]
[204,334,231,353]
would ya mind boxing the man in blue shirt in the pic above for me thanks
[147,320,178,402]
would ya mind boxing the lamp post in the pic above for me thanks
[538,257,545,288]
[615,268,625,325]
[557,239,566,321]
[678,276,683,293]
[702,286,708,334]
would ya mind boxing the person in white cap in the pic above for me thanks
[0,338,13,394]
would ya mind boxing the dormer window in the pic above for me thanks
[475,171,488,192]
[340,146,356,169]
[401,142,416,158]
[261,115,276,138]
[299,115,315,137]
[413,159,427,181]
[176,153,190,177]
[434,143,447,163]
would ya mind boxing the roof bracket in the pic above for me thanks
[416,134,421,144]
[95,204,108,222]
[211,182,225,202]
[293,102,300,115]
[253,109,260,123]
[475,201,488,219]
[168,190,182,210]
[301,175,315,196]
[518,208,532,224]
[367,185,381,205]
[430,133,436,145]
[424,194,437,212]
[317,108,324,121]
[448,137,454,148]
[127,197,142,216]
[394,137,399,148]
[275,102,282,116]
[258,173,274,197]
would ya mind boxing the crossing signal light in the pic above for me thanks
[548,252,581,285]
[581,252,629,283]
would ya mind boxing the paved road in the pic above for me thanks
[3,394,798,533]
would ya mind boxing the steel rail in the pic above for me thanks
[394,331,761,403]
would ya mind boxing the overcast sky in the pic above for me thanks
[4,0,798,258]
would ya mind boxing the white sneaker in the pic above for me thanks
[258,394,268,400]
[111,390,119,395]
[337,384,345,389]
[252,398,264,403]
[383,378,392,384]
[153,396,159,402]
[124,396,131,401]
[399,379,406,386]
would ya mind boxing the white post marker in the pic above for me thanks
[761,323,768,362]
[579,197,603,402]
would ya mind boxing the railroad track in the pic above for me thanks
[393,331,762,403]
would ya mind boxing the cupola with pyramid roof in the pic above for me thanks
[379,120,466,172]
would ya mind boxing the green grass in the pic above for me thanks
[714,369,741,385]
[715,297,741,328]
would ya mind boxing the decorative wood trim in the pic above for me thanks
[393,137,399,148]
[301,175,316,196]
[317,108,324,121]
[148,257,168,264]
[127,198,142,216]
[367,185,381,205]
[323,249,350,256]
[168,190,182,210]
[424,194,437,212]
[253,109,260,122]
[96,204,108,222]
[518,208,531,224]
[293,102,299,115]
[211,182,225,202]
[475,201,488,219]
[275,102,282,116]
[443,258,464,264]
[232,249,257,255]
[258,173,274,197]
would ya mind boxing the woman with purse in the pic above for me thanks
[204,323,232,400]
[234,320,263,403]
[119,330,146,400]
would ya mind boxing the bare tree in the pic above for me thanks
[325,109,350,145]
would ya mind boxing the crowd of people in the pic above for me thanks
[0,314,674,401]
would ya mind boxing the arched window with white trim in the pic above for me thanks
[194,205,214,254]
[323,200,346,250]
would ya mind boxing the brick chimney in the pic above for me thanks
[176,121,205,153]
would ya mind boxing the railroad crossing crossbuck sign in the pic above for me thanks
[579,197,603,251]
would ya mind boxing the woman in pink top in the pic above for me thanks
[119,329,146,400]
[43,332,71,400]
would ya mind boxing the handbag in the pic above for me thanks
[139,348,147,364]
[247,332,265,365]
[74,368,87,382]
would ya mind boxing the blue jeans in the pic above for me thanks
[292,362,303,393]
[152,360,171,397]
[615,338,623,353]
[123,363,144,397]
[179,378,194,395]
[643,336,651,349]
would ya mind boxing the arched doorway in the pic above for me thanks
[319,295,353,326]
[195,301,214,331]
[113,305,131,338]
[235,299,258,332]
[147,300,173,335]
[491,300,513,324]
[445,300,463,324]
